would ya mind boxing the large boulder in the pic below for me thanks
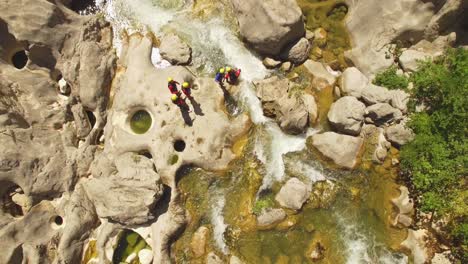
[255,76,317,134]
[344,0,465,75]
[339,67,369,98]
[365,103,403,125]
[85,153,164,225]
[275,178,311,210]
[159,34,192,65]
[304,60,337,86]
[361,84,391,105]
[327,96,366,135]
[399,50,432,72]
[311,132,363,169]
[231,0,305,56]
[389,89,410,114]
[385,123,415,147]
[280,37,311,64]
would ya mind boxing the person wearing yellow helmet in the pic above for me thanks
[225,66,241,84]
[167,77,180,94]
[215,67,226,85]
[181,81,192,98]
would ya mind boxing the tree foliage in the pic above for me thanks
[398,48,468,258]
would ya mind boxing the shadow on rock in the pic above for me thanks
[188,96,204,116]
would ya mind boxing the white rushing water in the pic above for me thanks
[99,1,406,262]
[211,192,229,254]
[336,214,408,264]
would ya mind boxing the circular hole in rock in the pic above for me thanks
[54,216,63,226]
[130,110,152,134]
[173,140,186,152]
[11,50,28,69]
[85,110,96,128]
[71,0,98,14]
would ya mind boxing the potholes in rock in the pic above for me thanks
[11,50,28,69]
[70,0,99,15]
[112,229,151,264]
[54,216,63,226]
[130,110,152,134]
[173,140,186,152]
[85,110,96,128]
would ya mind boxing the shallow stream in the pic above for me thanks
[96,1,410,263]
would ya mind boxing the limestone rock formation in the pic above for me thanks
[231,0,305,56]
[254,76,317,134]
[159,34,192,65]
[344,0,466,75]
[311,132,363,169]
[263,57,282,68]
[392,186,414,228]
[304,60,337,86]
[365,103,403,125]
[401,229,430,264]
[85,152,164,225]
[361,84,391,105]
[339,67,369,98]
[257,208,287,227]
[399,50,432,72]
[275,178,311,210]
[385,123,415,147]
[389,89,410,114]
[328,96,366,135]
[280,37,311,64]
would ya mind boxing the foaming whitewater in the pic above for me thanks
[336,214,408,264]
[211,192,229,254]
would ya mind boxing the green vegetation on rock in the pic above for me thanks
[398,48,468,259]
[373,66,409,90]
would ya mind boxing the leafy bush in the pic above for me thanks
[373,66,409,90]
[399,48,468,256]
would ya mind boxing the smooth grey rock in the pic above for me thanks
[385,123,415,147]
[85,153,164,225]
[389,89,410,113]
[311,132,363,169]
[365,103,403,125]
[263,57,282,68]
[361,84,391,105]
[399,50,432,72]
[159,34,192,65]
[281,37,311,64]
[257,208,286,227]
[339,67,368,98]
[275,178,311,210]
[328,96,366,135]
[304,60,336,86]
[231,0,305,56]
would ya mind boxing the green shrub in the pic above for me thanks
[373,66,409,89]
[399,48,468,256]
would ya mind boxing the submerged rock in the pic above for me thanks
[392,186,414,228]
[275,178,311,210]
[257,208,287,228]
[328,96,366,135]
[191,226,209,258]
[207,252,223,264]
[309,180,338,209]
[231,0,305,56]
[311,132,363,169]
[159,34,192,65]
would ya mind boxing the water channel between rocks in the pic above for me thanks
[97,0,409,263]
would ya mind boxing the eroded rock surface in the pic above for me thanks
[231,0,305,56]
[311,132,363,169]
